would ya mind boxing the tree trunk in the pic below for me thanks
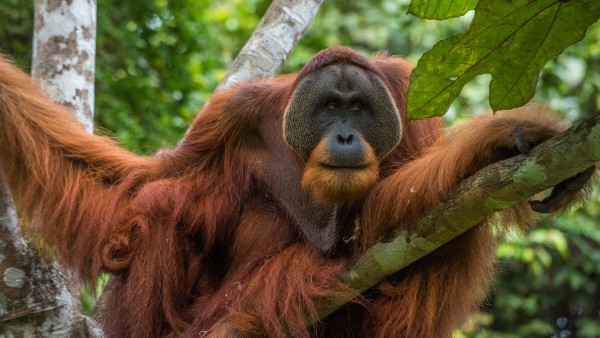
[1,0,100,336]
[32,0,97,132]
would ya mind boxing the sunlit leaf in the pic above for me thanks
[546,229,569,259]
[408,0,478,20]
[523,247,535,262]
[534,247,552,267]
[407,0,600,120]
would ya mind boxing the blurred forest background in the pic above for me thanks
[1,0,599,336]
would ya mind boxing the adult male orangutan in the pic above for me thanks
[0,46,594,337]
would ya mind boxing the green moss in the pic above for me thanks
[485,197,512,211]
[372,239,407,276]
[589,125,600,161]
[514,163,547,185]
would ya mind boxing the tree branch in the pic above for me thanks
[216,0,323,91]
[314,111,600,321]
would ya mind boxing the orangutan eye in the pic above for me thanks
[327,102,337,111]
[263,192,274,203]
[257,190,279,213]
[351,102,361,111]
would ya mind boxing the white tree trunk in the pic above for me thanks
[1,0,101,336]
[32,0,97,132]
[0,182,102,337]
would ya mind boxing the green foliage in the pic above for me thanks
[407,0,600,120]
[538,29,600,122]
[460,186,600,337]
[93,0,270,153]
[81,274,110,315]
[0,0,33,68]
[289,0,471,70]
[408,0,477,20]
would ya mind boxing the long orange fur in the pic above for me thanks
[0,47,585,338]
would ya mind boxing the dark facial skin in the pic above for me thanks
[284,63,402,165]
[253,102,350,254]
[279,62,402,252]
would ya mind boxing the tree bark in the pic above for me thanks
[32,0,97,132]
[0,1,100,336]
[216,0,324,91]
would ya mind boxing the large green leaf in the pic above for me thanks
[407,0,600,120]
[408,0,478,20]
